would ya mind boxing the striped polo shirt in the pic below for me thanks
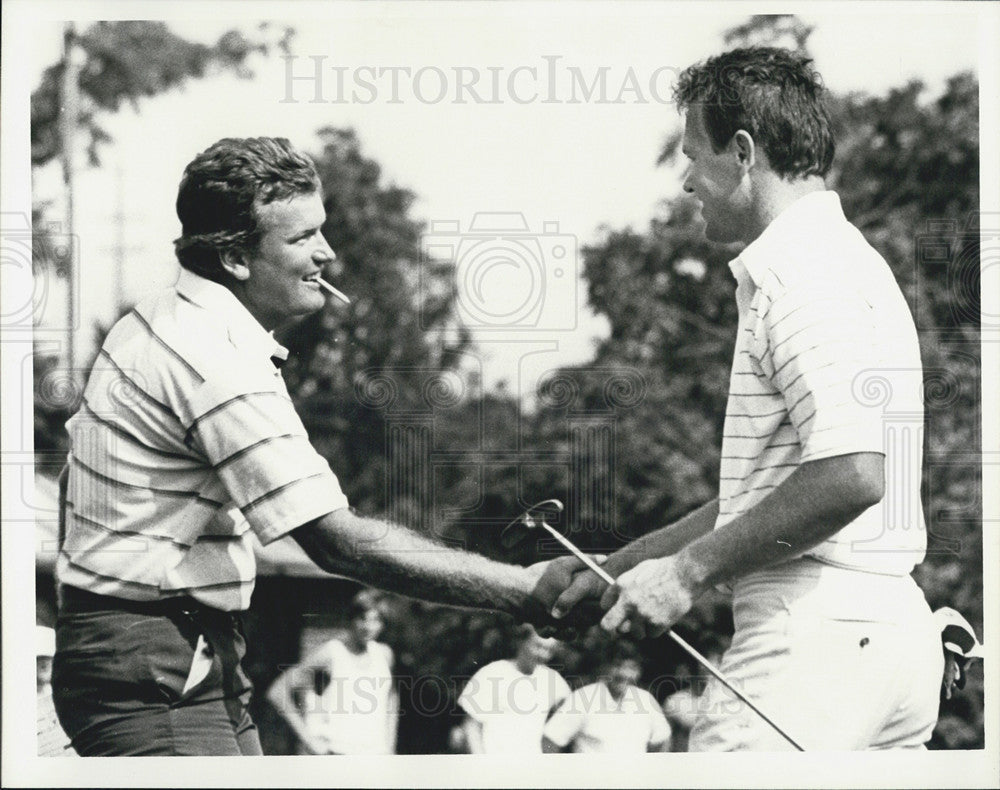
[717,190,926,576]
[57,269,350,610]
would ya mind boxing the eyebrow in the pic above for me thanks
[289,225,322,241]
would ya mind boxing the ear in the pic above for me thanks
[219,248,251,281]
[731,130,756,170]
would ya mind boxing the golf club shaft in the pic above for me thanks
[668,630,804,751]
[538,520,805,751]
[540,522,616,585]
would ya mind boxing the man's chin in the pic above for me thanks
[274,302,324,330]
[703,222,732,244]
[705,229,744,247]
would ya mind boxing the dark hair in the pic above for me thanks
[602,640,641,669]
[674,47,834,179]
[348,588,384,621]
[514,623,552,648]
[174,137,321,281]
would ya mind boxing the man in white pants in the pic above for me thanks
[539,47,943,750]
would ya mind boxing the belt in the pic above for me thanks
[59,585,207,617]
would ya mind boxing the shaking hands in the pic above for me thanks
[528,554,706,640]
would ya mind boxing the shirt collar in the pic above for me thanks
[174,269,288,363]
[730,190,845,288]
[597,681,626,706]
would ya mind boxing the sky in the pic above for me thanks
[22,2,986,396]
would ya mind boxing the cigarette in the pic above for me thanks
[314,276,351,305]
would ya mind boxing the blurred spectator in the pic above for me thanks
[457,625,570,754]
[36,626,75,757]
[266,589,398,754]
[661,653,720,752]
[542,642,670,753]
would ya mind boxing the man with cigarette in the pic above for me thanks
[52,137,577,756]
[540,47,943,750]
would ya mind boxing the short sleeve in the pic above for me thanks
[458,666,494,722]
[550,670,572,707]
[181,372,349,544]
[378,642,395,670]
[763,285,887,462]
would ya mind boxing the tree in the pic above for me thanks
[723,14,813,52]
[279,127,471,516]
[31,21,293,167]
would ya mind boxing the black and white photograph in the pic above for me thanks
[2,0,997,787]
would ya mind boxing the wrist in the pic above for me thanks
[674,545,712,595]
[601,548,642,579]
[515,566,551,623]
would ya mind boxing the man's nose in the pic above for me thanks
[312,241,336,263]
[682,169,695,194]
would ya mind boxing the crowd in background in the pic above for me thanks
[38,587,727,757]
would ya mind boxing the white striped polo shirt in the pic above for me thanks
[717,191,926,575]
[57,269,350,610]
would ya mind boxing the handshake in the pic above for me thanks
[502,499,708,641]
[524,552,708,641]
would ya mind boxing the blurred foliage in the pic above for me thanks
[31,21,294,167]
[278,127,471,513]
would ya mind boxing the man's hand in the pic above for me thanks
[300,734,333,755]
[599,555,706,639]
[551,564,610,621]
[942,654,963,700]
[528,556,601,609]
[527,555,607,635]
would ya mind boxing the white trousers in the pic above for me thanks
[689,558,942,751]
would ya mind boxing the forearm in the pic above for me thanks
[541,736,563,753]
[675,453,883,591]
[602,499,719,578]
[293,510,544,621]
[386,690,399,753]
[267,676,313,746]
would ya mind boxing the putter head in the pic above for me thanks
[500,499,565,550]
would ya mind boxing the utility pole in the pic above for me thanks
[59,22,83,384]
[113,161,127,313]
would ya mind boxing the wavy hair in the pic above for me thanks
[173,137,321,281]
[674,47,834,179]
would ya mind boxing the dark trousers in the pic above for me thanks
[52,586,262,756]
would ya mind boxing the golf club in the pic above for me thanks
[505,498,806,751]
